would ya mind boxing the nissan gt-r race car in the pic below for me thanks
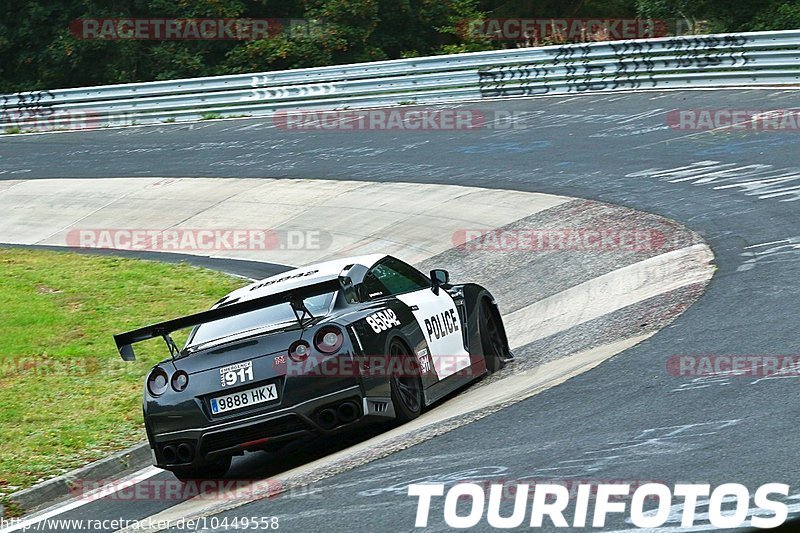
[114,254,512,480]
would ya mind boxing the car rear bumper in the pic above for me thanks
[150,386,395,468]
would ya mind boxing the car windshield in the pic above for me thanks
[186,291,336,349]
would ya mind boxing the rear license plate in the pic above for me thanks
[210,383,278,415]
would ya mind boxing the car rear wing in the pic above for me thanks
[113,278,341,361]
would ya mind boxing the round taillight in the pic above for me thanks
[314,326,344,354]
[147,368,169,397]
[171,370,189,392]
[289,340,311,362]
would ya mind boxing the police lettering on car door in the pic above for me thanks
[424,309,459,340]
[398,288,471,380]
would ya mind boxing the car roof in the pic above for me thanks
[220,254,387,304]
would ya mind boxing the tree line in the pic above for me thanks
[1,0,797,92]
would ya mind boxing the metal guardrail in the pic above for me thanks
[2,29,799,131]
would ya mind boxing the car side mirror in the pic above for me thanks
[430,269,449,294]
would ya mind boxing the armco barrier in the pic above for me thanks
[1,29,799,131]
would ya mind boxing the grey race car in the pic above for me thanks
[115,254,512,480]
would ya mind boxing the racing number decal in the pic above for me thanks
[219,361,254,387]
[397,290,470,380]
[366,309,401,333]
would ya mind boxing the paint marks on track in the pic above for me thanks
[626,160,800,202]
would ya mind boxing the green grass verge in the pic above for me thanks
[0,249,247,496]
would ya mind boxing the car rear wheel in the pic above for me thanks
[389,340,424,422]
[172,456,231,482]
[480,299,506,373]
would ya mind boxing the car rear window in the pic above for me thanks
[186,291,336,348]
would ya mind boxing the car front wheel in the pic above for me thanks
[480,299,506,373]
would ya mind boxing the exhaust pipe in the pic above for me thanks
[317,408,338,430]
[162,445,178,464]
[176,443,194,463]
[337,401,359,424]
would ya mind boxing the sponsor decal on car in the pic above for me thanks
[248,269,319,292]
[219,360,254,387]
[417,348,432,374]
[366,309,401,333]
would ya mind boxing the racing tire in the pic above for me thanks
[480,299,506,373]
[388,339,424,422]
[171,456,231,482]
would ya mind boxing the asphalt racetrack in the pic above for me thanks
[1,88,798,531]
